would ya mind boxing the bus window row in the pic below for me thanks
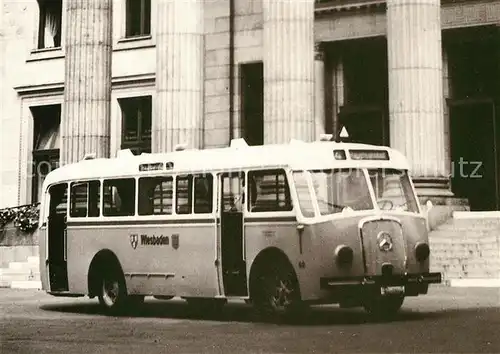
[52,169,294,218]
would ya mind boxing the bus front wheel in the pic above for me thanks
[363,294,404,320]
[252,261,303,321]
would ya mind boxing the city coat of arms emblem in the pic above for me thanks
[130,234,139,250]
[171,234,179,250]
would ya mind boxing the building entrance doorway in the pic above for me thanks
[338,105,388,146]
[449,99,499,211]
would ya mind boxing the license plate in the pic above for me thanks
[381,286,405,295]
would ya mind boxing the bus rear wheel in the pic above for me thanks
[252,261,303,321]
[98,266,143,315]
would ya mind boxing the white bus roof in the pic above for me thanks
[42,139,411,188]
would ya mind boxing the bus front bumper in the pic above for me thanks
[320,272,442,294]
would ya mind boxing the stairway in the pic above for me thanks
[0,256,41,289]
[429,211,500,287]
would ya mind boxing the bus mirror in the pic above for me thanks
[426,200,433,211]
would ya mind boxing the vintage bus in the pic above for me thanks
[38,137,441,319]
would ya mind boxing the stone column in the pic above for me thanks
[263,0,315,144]
[442,45,451,177]
[315,42,326,139]
[0,0,4,203]
[154,0,204,152]
[61,0,113,165]
[387,0,452,197]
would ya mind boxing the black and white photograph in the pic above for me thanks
[0,0,499,353]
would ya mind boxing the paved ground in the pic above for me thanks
[1,285,499,353]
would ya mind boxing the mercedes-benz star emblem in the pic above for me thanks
[377,231,393,252]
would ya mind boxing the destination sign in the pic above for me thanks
[139,163,164,172]
[349,149,389,161]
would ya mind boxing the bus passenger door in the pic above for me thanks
[218,172,248,296]
[47,183,69,292]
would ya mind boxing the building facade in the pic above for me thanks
[1,0,499,213]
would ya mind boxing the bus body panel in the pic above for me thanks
[65,222,218,298]
[65,226,104,295]
[393,214,430,274]
[298,217,366,300]
[244,219,302,290]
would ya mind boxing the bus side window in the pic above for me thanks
[248,169,292,212]
[103,178,136,216]
[70,182,88,217]
[292,171,315,217]
[49,184,68,217]
[194,174,213,214]
[138,176,173,215]
[176,175,193,214]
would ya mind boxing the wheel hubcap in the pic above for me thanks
[102,279,119,307]
[270,277,294,310]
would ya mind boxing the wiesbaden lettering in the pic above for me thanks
[130,233,175,249]
[141,234,170,246]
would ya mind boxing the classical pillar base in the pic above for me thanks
[412,176,470,230]
[413,176,453,200]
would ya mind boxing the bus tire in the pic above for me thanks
[153,295,174,300]
[97,263,133,315]
[363,294,404,320]
[251,259,303,322]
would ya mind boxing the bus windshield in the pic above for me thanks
[309,168,374,215]
[292,168,419,217]
[367,168,419,213]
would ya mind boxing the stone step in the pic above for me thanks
[7,262,39,272]
[0,280,10,288]
[27,256,39,265]
[0,268,40,278]
[453,211,500,219]
[437,219,500,227]
[448,278,500,287]
[427,214,500,283]
[10,280,42,289]
[8,261,37,271]
[430,229,500,237]
[0,273,40,282]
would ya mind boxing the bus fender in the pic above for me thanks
[248,247,301,299]
[87,249,125,298]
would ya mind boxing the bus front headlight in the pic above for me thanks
[415,242,430,262]
[335,245,354,268]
